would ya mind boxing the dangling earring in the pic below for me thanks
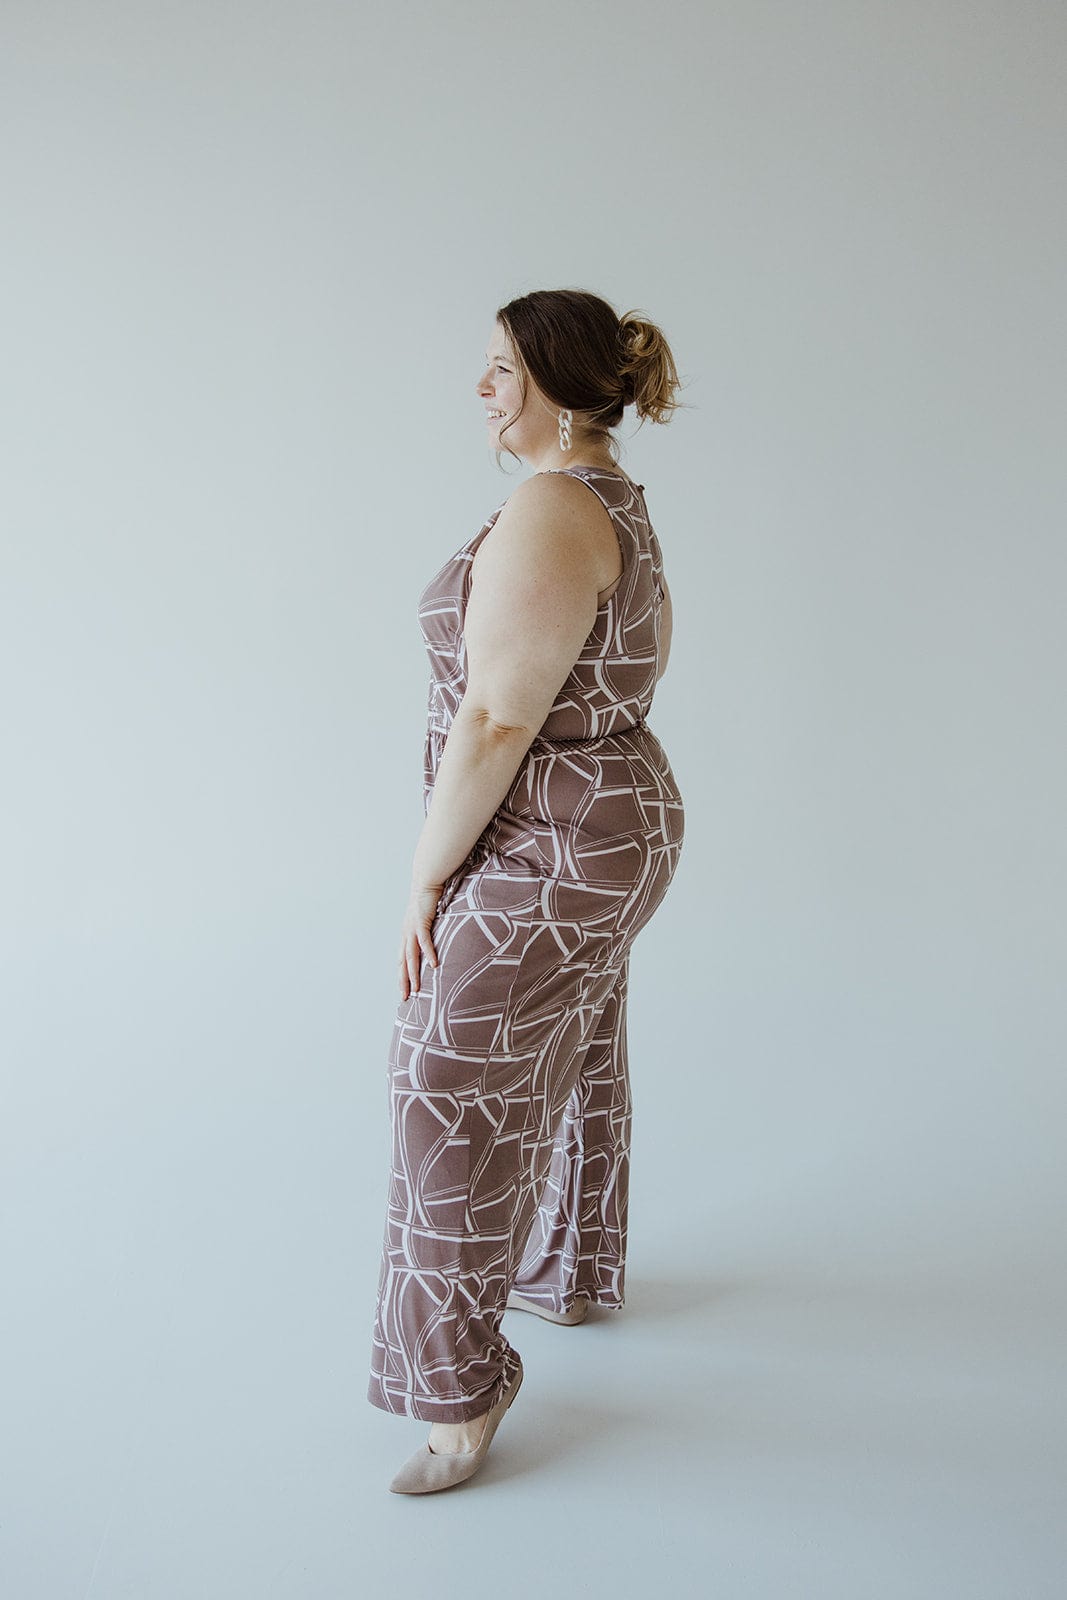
[558,408,573,452]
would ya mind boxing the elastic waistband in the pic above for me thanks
[428,717,650,747]
[530,718,649,749]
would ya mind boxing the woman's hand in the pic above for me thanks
[398,882,444,1000]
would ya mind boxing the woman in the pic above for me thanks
[367,287,686,1493]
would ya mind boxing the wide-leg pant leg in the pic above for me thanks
[366,867,623,1423]
[510,952,631,1315]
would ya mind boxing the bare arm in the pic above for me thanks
[656,576,674,681]
[399,477,604,994]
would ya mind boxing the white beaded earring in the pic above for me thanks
[558,408,573,451]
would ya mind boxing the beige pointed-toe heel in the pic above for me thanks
[388,1359,524,1495]
[505,1290,590,1325]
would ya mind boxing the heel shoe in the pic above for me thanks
[388,1359,524,1495]
[505,1290,590,1325]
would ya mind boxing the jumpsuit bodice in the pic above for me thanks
[418,467,666,742]
[416,465,683,882]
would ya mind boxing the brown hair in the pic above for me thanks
[493,288,690,470]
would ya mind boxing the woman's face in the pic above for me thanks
[476,324,530,451]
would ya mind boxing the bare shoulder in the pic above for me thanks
[474,472,617,584]
[497,469,604,527]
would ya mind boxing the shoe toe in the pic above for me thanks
[389,1443,479,1494]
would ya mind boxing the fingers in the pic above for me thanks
[398,931,439,998]
[403,937,420,998]
[398,936,414,1000]
[408,932,437,993]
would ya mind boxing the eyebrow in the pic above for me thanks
[485,353,510,362]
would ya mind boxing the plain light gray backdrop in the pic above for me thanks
[2,1,1064,1596]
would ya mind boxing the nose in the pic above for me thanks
[476,367,493,395]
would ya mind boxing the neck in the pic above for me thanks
[526,444,619,474]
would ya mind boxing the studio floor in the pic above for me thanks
[6,1228,1063,1600]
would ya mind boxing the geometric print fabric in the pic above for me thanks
[367,467,685,1422]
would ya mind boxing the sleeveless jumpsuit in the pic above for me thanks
[367,465,685,1423]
